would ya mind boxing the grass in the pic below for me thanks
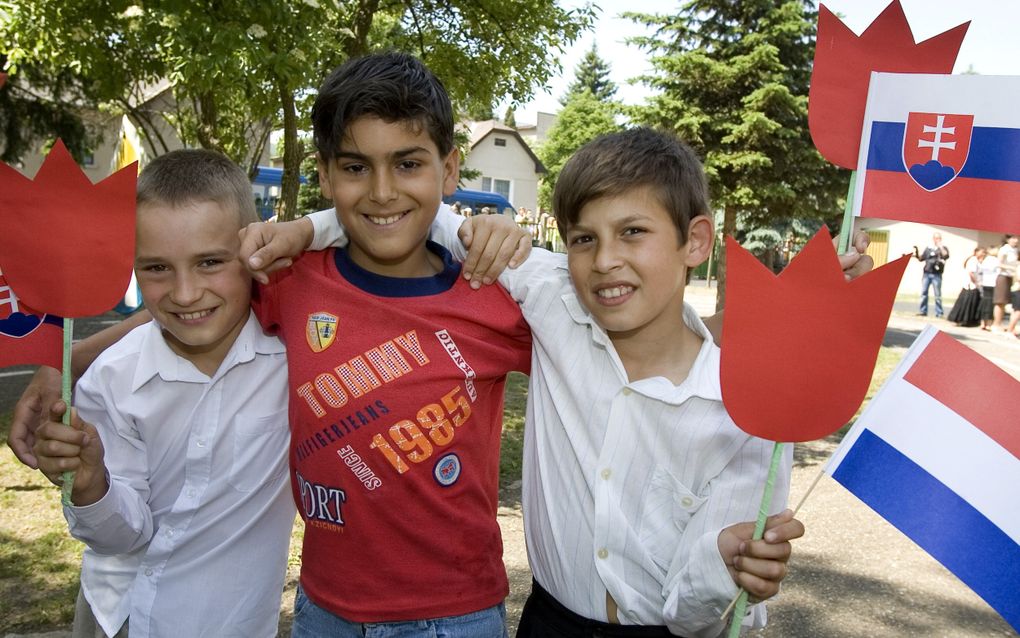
[0,359,897,633]
[0,412,84,633]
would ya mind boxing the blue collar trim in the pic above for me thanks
[333,240,462,297]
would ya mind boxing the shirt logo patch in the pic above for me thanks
[433,453,461,487]
[306,312,338,353]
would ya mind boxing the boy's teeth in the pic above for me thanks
[367,213,404,225]
[597,286,633,299]
[179,310,212,321]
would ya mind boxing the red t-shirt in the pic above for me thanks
[253,243,531,622]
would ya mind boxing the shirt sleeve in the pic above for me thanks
[251,280,282,335]
[660,435,793,637]
[307,208,348,251]
[64,368,155,555]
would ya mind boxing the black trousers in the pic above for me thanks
[516,580,683,638]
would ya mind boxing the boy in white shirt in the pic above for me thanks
[244,128,808,637]
[31,149,295,638]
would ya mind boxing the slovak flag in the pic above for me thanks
[824,326,1019,632]
[0,266,62,369]
[852,72,1020,234]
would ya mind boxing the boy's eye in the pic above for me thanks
[622,227,646,237]
[342,163,368,175]
[142,264,169,273]
[199,259,223,268]
[568,235,592,246]
[397,160,421,171]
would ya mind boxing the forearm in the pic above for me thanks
[72,310,150,378]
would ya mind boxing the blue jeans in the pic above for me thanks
[291,585,508,638]
[920,272,944,316]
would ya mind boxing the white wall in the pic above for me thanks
[462,132,540,212]
[851,217,1005,299]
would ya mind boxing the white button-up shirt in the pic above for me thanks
[66,312,294,638]
[310,206,792,637]
[502,251,791,637]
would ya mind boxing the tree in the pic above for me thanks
[503,106,516,128]
[626,1,847,309]
[0,57,99,164]
[3,1,594,220]
[536,90,620,210]
[562,43,617,104]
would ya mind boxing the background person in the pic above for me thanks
[913,231,949,318]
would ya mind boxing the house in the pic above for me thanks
[515,111,557,146]
[851,216,1006,297]
[459,120,546,213]
[13,81,273,213]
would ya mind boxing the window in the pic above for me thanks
[481,176,512,201]
[494,137,507,147]
[82,152,96,167]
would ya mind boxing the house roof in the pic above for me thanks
[468,120,546,174]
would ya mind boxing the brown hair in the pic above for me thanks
[136,149,258,227]
[553,127,709,244]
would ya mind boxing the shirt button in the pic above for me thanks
[187,489,196,498]
[597,548,609,559]
[196,439,206,448]
[600,468,612,480]
[165,528,174,537]
[622,387,632,396]
[144,568,153,577]
[681,496,694,508]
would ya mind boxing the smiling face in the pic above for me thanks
[565,186,712,341]
[135,199,252,375]
[317,115,459,277]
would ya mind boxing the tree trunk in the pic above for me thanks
[277,78,301,222]
[715,204,738,312]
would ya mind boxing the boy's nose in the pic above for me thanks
[592,241,622,273]
[369,171,398,204]
[169,273,203,306]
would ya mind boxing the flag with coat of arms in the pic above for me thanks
[852,72,1020,234]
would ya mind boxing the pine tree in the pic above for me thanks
[627,0,847,309]
[562,44,617,104]
[503,106,517,128]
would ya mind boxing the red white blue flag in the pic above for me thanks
[824,327,1019,632]
[0,266,62,369]
[852,72,1020,233]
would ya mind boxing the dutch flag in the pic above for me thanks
[824,326,1019,631]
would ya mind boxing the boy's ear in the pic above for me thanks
[315,152,334,201]
[441,149,461,197]
[684,215,714,268]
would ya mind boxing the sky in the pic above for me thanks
[504,0,1020,125]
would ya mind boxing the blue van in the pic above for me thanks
[443,188,515,215]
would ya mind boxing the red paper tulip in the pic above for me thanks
[0,73,7,88]
[809,1,969,169]
[0,139,137,317]
[720,228,909,442]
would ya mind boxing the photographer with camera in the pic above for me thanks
[914,231,950,318]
